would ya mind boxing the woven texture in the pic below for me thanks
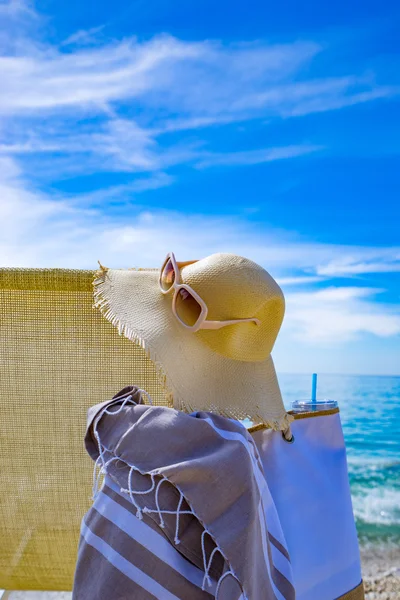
[0,268,170,592]
[93,253,292,429]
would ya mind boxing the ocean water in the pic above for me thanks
[279,373,400,547]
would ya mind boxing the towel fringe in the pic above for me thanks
[92,393,247,598]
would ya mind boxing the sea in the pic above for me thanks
[279,373,400,548]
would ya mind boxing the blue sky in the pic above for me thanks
[1,0,399,376]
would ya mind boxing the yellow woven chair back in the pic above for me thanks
[0,269,169,592]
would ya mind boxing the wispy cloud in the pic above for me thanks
[251,242,400,278]
[1,1,399,359]
[69,172,174,208]
[284,287,400,342]
[1,153,399,270]
[0,0,398,185]
[288,85,399,117]
[0,116,321,177]
[236,75,399,117]
[0,35,320,115]
[1,153,399,347]
[0,0,36,19]
[60,26,105,48]
[1,32,396,120]
[317,257,400,276]
[195,145,322,168]
[276,276,325,286]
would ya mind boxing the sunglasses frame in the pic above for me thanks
[159,252,261,332]
[159,252,208,331]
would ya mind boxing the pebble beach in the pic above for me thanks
[361,544,400,598]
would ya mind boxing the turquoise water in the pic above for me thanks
[279,373,400,546]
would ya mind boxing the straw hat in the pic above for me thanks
[93,253,292,430]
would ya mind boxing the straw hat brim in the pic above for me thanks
[94,268,291,430]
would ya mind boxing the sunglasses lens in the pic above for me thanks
[160,258,175,291]
[175,288,202,327]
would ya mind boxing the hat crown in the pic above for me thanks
[181,253,285,362]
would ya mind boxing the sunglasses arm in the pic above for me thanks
[176,259,199,268]
[200,318,261,330]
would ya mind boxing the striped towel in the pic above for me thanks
[73,386,295,600]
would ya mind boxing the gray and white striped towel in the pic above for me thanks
[72,386,295,600]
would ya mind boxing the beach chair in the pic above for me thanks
[0,268,365,599]
[0,268,171,595]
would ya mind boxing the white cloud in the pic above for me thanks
[0,0,35,19]
[154,115,241,134]
[276,276,325,286]
[0,0,39,54]
[284,287,400,342]
[70,173,174,207]
[0,3,398,181]
[288,85,399,117]
[0,116,321,177]
[247,241,400,278]
[0,3,399,363]
[0,154,397,266]
[317,257,400,276]
[4,155,398,292]
[1,33,396,121]
[0,156,77,266]
[217,74,399,117]
[92,118,167,171]
[0,36,320,115]
[195,145,322,168]
[60,26,105,48]
[1,154,399,347]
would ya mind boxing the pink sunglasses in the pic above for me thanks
[159,252,261,332]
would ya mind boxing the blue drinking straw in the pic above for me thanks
[311,373,317,410]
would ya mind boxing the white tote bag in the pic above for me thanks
[252,407,364,600]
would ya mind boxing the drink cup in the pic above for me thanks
[291,399,338,413]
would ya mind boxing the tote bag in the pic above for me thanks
[252,408,364,600]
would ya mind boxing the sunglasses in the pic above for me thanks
[159,252,261,332]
